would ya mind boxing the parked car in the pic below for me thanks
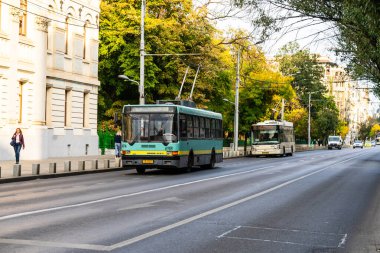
[371,140,376,147]
[327,135,343,150]
[353,140,363,149]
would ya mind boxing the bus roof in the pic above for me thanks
[252,120,293,127]
[122,104,222,119]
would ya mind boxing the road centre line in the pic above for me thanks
[0,153,367,251]
[107,154,363,251]
[0,165,274,221]
[0,151,369,223]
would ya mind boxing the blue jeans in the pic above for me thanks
[115,143,121,157]
[14,143,22,163]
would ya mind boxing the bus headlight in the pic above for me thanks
[122,150,130,155]
[167,151,179,156]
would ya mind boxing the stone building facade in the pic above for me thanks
[0,0,100,160]
[317,56,370,142]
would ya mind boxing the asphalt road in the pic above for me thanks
[0,147,379,253]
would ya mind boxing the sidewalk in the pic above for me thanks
[0,155,119,179]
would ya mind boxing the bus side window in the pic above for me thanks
[205,118,210,138]
[187,115,193,138]
[180,114,187,139]
[193,116,200,138]
[215,120,222,139]
[210,119,215,138]
[199,117,205,138]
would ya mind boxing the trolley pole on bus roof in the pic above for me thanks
[234,48,241,152]
[139,0,146,105]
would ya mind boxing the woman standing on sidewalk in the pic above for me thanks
[11,128,25,164]
[114,130,122,158]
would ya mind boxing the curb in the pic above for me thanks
[0,167,127,184]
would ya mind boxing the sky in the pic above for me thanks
[195,0,380,110]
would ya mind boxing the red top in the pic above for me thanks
[12,134,25,148]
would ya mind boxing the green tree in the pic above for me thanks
[99,0,228,122]
[233,0,380,96]
[276,42,326,105]
[275,42,340,140]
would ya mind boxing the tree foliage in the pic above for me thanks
[233,0,380,96]
[275,42,340,140]
[99,0,227,122]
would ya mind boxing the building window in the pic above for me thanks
[64,89,72,127]
[65,16,70,54]
[0,0,2,30]
[18,82,24,123]
[83,92,89,127]
[19,0,27,36]
[83,21,88,59]
[45,87,52,126]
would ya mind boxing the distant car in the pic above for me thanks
[371,140,376,147]
[327,135,343,150]
[353,140,363,149]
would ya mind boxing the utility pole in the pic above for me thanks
[281,98,285,121]
[139,0,146,105]
[308,92,311,147]
[234,48,240,152]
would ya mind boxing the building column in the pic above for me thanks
[8,7,21,125]
[33,16,49,125]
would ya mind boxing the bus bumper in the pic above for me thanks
[122,155,182,168]
[251,149,283,156]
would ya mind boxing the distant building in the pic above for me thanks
[317,56,370,142]
[0,0,100,160]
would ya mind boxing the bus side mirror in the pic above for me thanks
[114,113,121,127]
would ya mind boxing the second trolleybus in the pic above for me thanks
[250,120,295,157]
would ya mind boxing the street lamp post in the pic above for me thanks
[139,0,146,105]
[308,92,311,147]
[118,75,139,85]
[223,98,238,151]
[308,91,318,147]
[234,48,240,152]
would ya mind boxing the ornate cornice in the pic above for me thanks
[10,7,22,22]
[35,17,50,33]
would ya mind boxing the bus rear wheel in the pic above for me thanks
[136,167,146,175]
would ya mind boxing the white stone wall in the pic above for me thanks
[0,0,100,161]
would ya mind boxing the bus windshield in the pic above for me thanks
[328,136,340,142]
[252,125,279,144]
[123,113,178,144]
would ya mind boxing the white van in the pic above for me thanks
[327,136,343,150]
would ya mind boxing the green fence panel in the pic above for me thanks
[98,130,116,155]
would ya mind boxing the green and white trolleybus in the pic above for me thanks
[121,101,223,174]
[251,120,295,157]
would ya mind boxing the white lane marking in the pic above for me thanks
[108,167,336,250]
[338,234,348,248]
[0,165,274,221]
[108,154,363,251]
[221,236,334,248]
[117,197,184,211]
[0,238,108,251]
[0,154,363,251]
[239,225,346,236]
[217,226,241,238]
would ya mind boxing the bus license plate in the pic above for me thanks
[262,152,269,154]
[143,160,154,164]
